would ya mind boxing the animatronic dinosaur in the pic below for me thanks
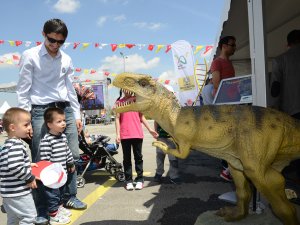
[113,72,300,225]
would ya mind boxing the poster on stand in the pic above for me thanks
[81,85,104,110]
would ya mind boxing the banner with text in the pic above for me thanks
[171,40,199,106]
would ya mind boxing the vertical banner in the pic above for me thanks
[171,40,199,106]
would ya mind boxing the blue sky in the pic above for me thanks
[0,0,225,107]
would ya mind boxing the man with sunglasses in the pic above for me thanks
[17,18,86,225]
[210,35,236,182]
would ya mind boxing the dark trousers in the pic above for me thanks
[44,185,66,214]
[121,138,144,183]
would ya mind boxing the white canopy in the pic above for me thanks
[213,0,300,106]
[0,101,11,115]
[0,82,17,93]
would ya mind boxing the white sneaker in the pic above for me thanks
[125,182,134,191]
[58,205,72,217]
[135,182,144,190]
[49,213,70,225]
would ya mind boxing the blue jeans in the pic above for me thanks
[44,185,66,213]
[30,104,79,217]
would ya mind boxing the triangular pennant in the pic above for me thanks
[118,43,126,48]
[73,42,80,49]
[203,45,213,55]
[136,44,145,50]
[15,41,22,46]
[83,69,89,74]
[126,44,135,49]
[8,41,15,46]
[12,55,20,61]
[194,45,204,55]
[104,71,110,76]
[155,44,164,53]
[165,45,172,53]
[0,40,4,44]
[111,44,118,52]
[81,43,90,50]
[36,41,42,46]
[75,68,82,72]
[148,44,155,51]
[95,43,100,48]
[90,69,96,74]
[63,42,71,49]
[25,41,32,47]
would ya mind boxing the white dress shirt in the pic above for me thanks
[17,43,80,119]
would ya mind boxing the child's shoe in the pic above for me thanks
[58,205,72,217]
[125,182,134,191]
[49,213,70,225]
[135,182,144,190]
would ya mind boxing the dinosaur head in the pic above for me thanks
[113,72,158,114]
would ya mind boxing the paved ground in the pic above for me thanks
[0,121,299,224]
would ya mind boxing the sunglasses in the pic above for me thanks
[226,43,236,47]
[46,35,65,45]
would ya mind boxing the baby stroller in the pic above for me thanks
[77,131,125,188]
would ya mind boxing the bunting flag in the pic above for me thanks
[194,45,204,55]
[0,38,213,55]
[81,43,90,50]
[155,45,164,53]
[171,40,199,106]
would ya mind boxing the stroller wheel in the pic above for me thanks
[115,171,125,182]
[105,163,111,172]
[77,176,86,188]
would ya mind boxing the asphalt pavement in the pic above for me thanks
[0,121,299,225]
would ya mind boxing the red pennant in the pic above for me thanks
[36,42,42,46]
[12,55,20,60]
[75,68,82,72]
[111,44,118,52]
[104,71,110,76]
[15,40,22,46]
[126,44,135,49]
[90,70,96,74]
[0,40,4,44]
[85,79,91,82]
[203,45,213,54]
[165,45,172,53]
[164,80,170,84]
[73,42,80,49]
[95,43,100,48]
[148,44,155,51]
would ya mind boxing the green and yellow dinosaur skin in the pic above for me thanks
[113,72,300,225]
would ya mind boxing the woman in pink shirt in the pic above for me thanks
[115,89,158,191]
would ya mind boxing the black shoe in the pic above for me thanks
[154,173,162,183]
[1,204,6,213]
[170,177,182,185]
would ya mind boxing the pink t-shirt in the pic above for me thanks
[117,98,144,139]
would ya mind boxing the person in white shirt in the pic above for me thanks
[16,18,86,225]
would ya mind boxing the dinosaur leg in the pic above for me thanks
[152,140,190,159]
[216,165,252,221]
[249,168,299,225]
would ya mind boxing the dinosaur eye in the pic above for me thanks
[139,79,148,87]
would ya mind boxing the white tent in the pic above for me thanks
[0,101,11,117]
[213,0,300,106]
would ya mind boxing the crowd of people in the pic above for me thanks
[0,15,299,225]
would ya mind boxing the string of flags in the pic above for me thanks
[0,53,176,85]
[0,39,213,55]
